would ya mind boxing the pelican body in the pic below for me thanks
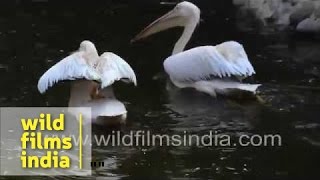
[132,1,260,97]
[38,41,137,125]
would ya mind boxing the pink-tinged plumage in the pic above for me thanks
[164,42,256,83]
[133,1,260,97]
[37,40,137,124]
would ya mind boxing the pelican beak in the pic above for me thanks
[131,9,182,43]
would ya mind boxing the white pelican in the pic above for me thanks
[132,1,260,97]
[37,40,137,125]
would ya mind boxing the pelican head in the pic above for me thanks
[132,1,200,42]
[79,40,97,53]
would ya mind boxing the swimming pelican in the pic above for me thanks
[37,40,137,125]
[132,1,260,97]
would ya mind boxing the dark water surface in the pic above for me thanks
[1,0,320,179]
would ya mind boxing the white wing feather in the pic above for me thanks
[163,41,256,82]
[98,52,137,88]
[37,52,101,94]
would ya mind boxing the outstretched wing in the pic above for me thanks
[37,52,101,93]
[97,52,137,88]
[163,41,256,82]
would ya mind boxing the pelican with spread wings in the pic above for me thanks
[132,1,260,97]
[37,40,137,125]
